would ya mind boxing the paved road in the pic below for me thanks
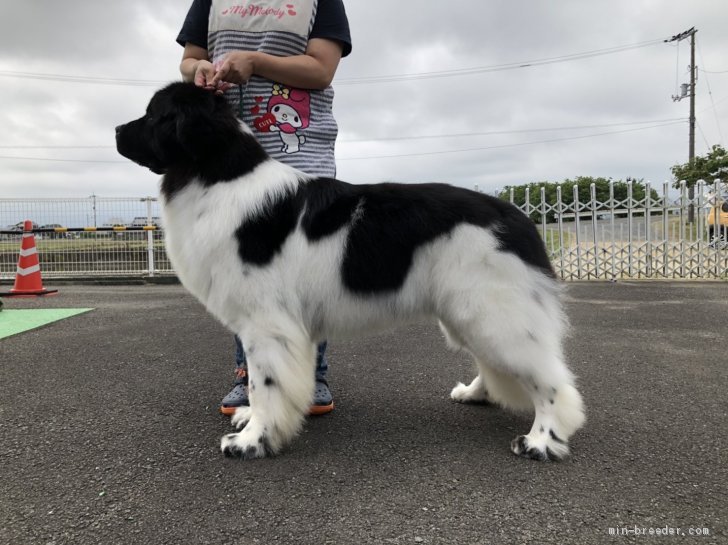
[1,282,726,544]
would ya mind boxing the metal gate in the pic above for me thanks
[507,180,727,280]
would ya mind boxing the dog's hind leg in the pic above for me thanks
[442,320,531,408]
[452,364,533,409]
[510,377,585,461]
[460,339,584,461]
[450,373,491,404]
[494,335,583,461]
[447,280,585,460]
[221,324,316,459]
[441,322,491,405]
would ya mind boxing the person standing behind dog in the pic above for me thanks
[177,0,351,416]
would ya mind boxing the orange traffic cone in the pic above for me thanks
[7,220,58,297]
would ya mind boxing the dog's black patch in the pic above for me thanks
[299,180,555,294]
[258,435,275,457]
[512,435,549,461]
[512,435,528,454]
[235,178,552,291]
[264,376,275,387]
[222,440,269,460]
[244,446,258,459]
[549,430,566,444]
[236,190,304,265]
[545,447,559,461]
[234,176,360,266]
[527,447,549,462]
[222,434,246,458]
[300,178,363,240]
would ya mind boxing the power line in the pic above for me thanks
[0,117,687,150]
[0,121,684,165]
[0,119,687,164]
[0,38,665,88]
[698,43,725,146]
[696,121,711,149]
[0,155,127,164]
[0,70,167,87]
[335,38,664,85]
[0,145,112,149]
[702,93,728,109]
[337,120,685,161]
[339,118,687,144]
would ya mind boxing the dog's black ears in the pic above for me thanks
[175,92,240,160]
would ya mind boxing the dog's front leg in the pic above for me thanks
[221,327,316,459]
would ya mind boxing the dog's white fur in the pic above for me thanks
[161,158,585,460]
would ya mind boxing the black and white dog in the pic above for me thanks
[116,82,585,461]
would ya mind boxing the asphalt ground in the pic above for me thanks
[1,282,726,545]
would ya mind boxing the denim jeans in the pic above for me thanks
[234,335,329,382]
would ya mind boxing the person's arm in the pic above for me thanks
[209,38,344,90]
[180,43,222,90]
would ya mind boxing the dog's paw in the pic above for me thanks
[221,430,275,459]
[231,406,253,430]
[450,381,491,405]
[510,432,569,462]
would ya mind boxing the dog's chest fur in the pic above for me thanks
[161,161,306,328]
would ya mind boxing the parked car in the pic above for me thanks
[40,224,70,239]
[102,222,130,237]
[131,216,163,239]
[130,216,161,227]
[0,222,38,240]
[10,221,39,231]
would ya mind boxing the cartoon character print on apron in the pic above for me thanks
[208,0,339,176]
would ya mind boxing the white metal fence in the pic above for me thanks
[506,179,727,280]
[1,182,727,281]
[0,197,172,279]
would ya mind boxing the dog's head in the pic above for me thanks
[116,82,260,176]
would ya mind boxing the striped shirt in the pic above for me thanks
[178,0,351,177]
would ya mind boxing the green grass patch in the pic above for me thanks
[0,308,93,340]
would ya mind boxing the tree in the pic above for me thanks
[671,145,728,188]
[499,177,657,223]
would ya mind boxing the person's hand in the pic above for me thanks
[193,59,232,94]
[210,51,257,86]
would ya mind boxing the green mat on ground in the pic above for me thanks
[0,308,94,340]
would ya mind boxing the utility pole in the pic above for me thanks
[688,29,697,166]
[666,27,697,221]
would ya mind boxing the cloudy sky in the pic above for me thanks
[1,0,726,200]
